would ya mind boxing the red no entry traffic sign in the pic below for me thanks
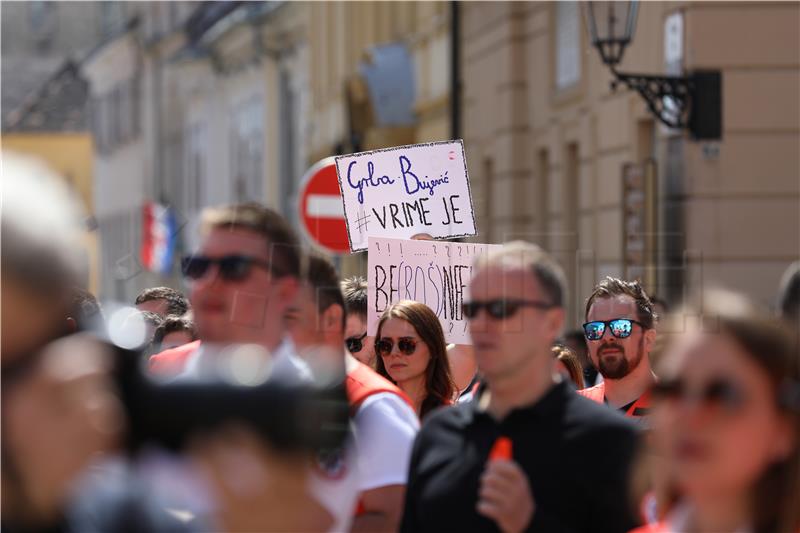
[298,157,350,254]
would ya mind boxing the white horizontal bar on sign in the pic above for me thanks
[306,194,345,219]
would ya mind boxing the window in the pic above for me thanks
[555,1,581,90]
[29,1,57,50]
[100,2,125,39]
[90,96,105,154]
[230,97,264,202]
[131,76,141,138]
[185,124,208,215]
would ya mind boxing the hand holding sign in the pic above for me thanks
[336,140,476,252]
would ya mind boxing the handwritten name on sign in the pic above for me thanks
[367,237,500,345]
[335,140,477,252]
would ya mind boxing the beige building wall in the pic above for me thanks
[681,2,800,304]
[462,1,799,326]
[304,1,452,273]
[307,2,450,158]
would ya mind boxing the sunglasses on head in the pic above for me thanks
[652,377,747,414]
[375,337,418,357]
[345,332,368,353]
[461,299,554,320]
[582,318,644,341]
[181,255,273,282]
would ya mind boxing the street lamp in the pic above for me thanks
[583,1,721,140]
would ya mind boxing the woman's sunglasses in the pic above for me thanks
[181,255,273,282]
[461,299,554,320]
[345,332,368,353]
[582,318,644,341]
[652,378,747,414]
[375,337,418,357]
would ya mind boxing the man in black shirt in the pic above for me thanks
[401,241,641,533]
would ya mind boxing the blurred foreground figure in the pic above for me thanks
[149,203,308,380]
[2,157,338,532]
[634,290,800,533]
[0,152,186,531]
[402,242,641,533]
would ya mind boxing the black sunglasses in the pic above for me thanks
[375,337,418,357]
[582,318,645,341]
[181,254,273,282]
[345,332,368,353]
[652,378,747,414]
[462,299,554,320]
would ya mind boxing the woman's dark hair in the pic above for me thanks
[653,289,800,533]
[552,345,585,389]
[375,300,455,418]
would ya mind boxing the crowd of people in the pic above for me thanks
[3,151,799,533]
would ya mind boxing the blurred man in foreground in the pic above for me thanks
[2,156,334,532]
[1,152,185,531]
[149,203,308,381]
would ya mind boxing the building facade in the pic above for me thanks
[460,1,799,325]
[79,1,454,299]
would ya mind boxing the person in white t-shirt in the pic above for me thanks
[287,255,419,532]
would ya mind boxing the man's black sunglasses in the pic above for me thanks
[345,331,368,353]
[181,254,274,281]
[461,299,555,320]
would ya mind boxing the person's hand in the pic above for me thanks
[476,459,535,533]
[3,334,124,522]
[189,425,333,532]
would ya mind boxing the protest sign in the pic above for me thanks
[367,236,500,344]
[335,140,476,252]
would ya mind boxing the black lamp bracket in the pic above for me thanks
[610,69,692,130]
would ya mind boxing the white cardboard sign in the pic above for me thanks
[367,236,500,345]
[335,140,476,252]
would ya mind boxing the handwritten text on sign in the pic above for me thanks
[367,237,500,344]
[335,140,477,252]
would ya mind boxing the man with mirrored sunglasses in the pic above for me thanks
[578,277,658,423]
[401,241,640,533]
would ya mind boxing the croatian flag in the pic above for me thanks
[141,202,177,275]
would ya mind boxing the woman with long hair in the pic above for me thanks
[632,289,799,533]
[375,300,456,419]
[553,344,585,389]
